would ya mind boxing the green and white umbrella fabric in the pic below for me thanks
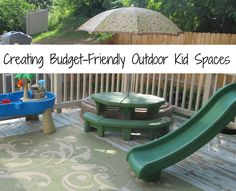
[77,7,182,35]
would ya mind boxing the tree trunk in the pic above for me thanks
[23,79,28,100]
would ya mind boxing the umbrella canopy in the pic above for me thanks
[77,7,182,35]
[15,73,36,80]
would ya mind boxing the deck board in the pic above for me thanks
[0,108,236,191]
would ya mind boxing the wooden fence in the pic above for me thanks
[112,32,236,44]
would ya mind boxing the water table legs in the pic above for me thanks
[42,108,56,134]
[26,115,39,121]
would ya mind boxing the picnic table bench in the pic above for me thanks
[83,112,171,140]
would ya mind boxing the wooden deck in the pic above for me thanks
[0,108,236,191]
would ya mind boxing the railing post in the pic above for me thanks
[2,74,6,94]
[124,74,132,93]
[202,74,214,105]
[54,74,63,113]
[11,74,15,92]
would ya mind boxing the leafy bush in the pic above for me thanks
[93,33,114,42]
[0,0,34,34]
[123,0,236,33]
[54,0,123,17]
[123,0,148,7]
[148,0,236,33]
[103,0,124,9]
[48,0,123,31]
[48,0,73,30]
[26,0,53,9]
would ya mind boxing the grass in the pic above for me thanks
[32,12,115,44]
[32,15,92,44]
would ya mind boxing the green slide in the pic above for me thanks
[127,83,236,182]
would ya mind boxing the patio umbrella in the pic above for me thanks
[76,7,182,35]
[77,7,182,94]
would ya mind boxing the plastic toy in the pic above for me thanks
[0,91,54,117]
[127,83,236,182]
[15,73,36,100]
[1,99,11,104]
[31,81,46,99]
[0,75,56,134]
[17,80,23,88]
[0,91,56,134]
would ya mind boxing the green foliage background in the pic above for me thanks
[0,0,235,34]
[124,0,236,33]
[0,0,34,33]
[149,0,236,33]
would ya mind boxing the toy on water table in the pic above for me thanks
[17,79,23,88]
[15,73,36,100]
[0,99,11,104]
[30,80,46,99]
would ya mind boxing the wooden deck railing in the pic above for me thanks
[1,73,236,127]
[1,73,236,111]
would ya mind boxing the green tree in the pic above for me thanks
[26,0,53,9]
[0,0,34,33]
[103,0,123,9]
[123,0,148,7]
[68,0,123,16]
[148,0,236,33]
[49,0,123,29]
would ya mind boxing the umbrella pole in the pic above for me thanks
[127,74,132,96]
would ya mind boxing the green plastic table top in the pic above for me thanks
[91,92,165,108]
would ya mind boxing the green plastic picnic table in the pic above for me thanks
[91,92,165,119]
